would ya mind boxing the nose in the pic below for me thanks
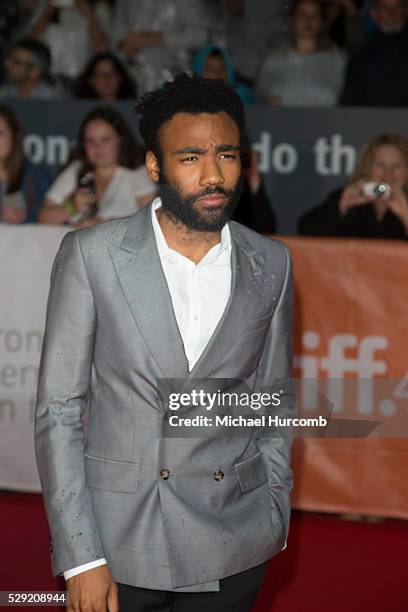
[199,155,225,187]
[87,142,104,157]
[381,166,393,182]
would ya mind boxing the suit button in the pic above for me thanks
[160,468,170,480]
[213,469,224,482]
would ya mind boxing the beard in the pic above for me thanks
[158,170,244,232]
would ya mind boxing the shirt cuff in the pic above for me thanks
[64,558,107,581]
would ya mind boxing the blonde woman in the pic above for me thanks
[298,133,408,238]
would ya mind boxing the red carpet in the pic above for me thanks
[1,492,407,611]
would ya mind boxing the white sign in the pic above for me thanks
[0,224,69,491]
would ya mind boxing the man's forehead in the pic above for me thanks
[160,112,239,147]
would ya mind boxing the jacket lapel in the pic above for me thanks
[109,205,190,381]
[109,207,266,385]
[187,222,266,381]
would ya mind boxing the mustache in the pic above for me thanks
[190,186,233,203]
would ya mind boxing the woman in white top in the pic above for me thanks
[256,0,346,107]
[39,105,157,228]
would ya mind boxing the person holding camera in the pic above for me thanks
[298,133,408,238]
[38,105,157,228]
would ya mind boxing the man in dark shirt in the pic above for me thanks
[341,0,408,106]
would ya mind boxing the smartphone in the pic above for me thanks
[68,175,97,225]
[79,174,96,194]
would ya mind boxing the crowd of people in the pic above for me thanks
[0,0,407,239]
[0,0,407,106]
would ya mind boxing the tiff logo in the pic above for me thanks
[294,332,389,415]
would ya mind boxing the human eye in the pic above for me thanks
[220,153,237,160]
[181,156,198,163]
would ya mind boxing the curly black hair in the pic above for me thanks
[136,73,245,159]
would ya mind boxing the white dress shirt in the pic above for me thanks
[64,197,232,580]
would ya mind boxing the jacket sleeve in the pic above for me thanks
[254,243,295,545]
[34,230,105,576]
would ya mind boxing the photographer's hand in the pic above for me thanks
[73,187,97,213]
[339,180,371,216]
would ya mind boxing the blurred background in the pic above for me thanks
[0,1,407,611]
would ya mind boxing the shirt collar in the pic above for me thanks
[151,197,231,262]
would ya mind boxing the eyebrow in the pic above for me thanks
[172,145,240,155]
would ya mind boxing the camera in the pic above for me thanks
[79,174,96,194]
[67,174,97,225]
[362,182,391,199]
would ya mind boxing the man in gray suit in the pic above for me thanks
[35,73,294,611]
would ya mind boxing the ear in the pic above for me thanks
[145,150,160,183]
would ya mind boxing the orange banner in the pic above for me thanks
[284,237,408,519]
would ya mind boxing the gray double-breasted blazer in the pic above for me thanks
[35,202,294,592]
